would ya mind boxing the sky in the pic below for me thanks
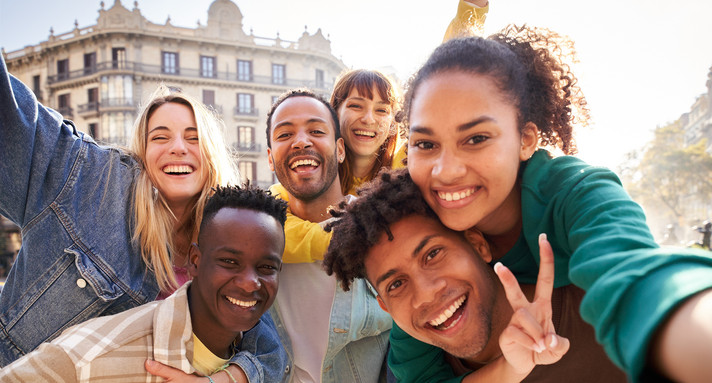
[2,0,711,170]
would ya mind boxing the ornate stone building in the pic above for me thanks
[2,0,346,188]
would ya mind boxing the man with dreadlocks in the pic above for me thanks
[323,168,626,382]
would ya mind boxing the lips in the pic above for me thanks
[289,158,320,170]
[428,294,467,331]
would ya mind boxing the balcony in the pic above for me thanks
[57,106,74,119]
[233,106,259,118]
[46,60,334,90]
[78,101,100,117]
[233,142,262,154]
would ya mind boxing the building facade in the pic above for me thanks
[2,0,346,188]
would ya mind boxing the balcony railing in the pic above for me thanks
[46,60,334,90]
[100,98,136,109]
[233,142,262,153]
[57,106,73,118]
[78,101,99,114]
[234,106,259,117]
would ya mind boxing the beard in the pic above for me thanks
[274,148,340,202]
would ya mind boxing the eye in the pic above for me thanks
[386,279,403,293]
[412,140,435,150]
[467,134,488,145]
[424,247,442,263]
[186,135,199,142]
[259,263,280,275]
[347,103,362,109]
[376,108,389,114]
[149,135,167,141]
[220,258,238,266]
[276,132,291,140]
[311,129,326,135]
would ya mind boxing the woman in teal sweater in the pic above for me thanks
[393,25,712,382]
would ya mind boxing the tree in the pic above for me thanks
[619,120,712,241]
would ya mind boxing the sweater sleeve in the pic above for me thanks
[268,183,333,263]
[388,324,464,383]
[443,0,489,42]
[525,155,712,380]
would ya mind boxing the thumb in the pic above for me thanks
[145,359,181,379]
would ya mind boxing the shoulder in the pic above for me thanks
[522,150,622,196]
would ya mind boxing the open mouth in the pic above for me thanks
[354,130,376,138]
[162,164,194,175]
[289,158,320,172]
[428,295,467,331]
[226,295,257,308]
[437,187,478,202]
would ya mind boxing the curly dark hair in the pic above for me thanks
[403,24,589,155]
[265,88,340,149]
[199,184,288,243]
[323,168,437,291]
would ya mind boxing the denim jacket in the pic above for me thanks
[0,57,282,383]
[269,277,392,383]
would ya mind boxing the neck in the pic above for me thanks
[170,201,194,268]
[477,184,522,262]
[288,180,345,223]
[350,154,377,179]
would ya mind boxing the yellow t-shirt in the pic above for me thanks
[191,333,230,376]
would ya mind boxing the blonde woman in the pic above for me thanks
[0,54,238,367]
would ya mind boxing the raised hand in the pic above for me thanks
[494,233,570,375]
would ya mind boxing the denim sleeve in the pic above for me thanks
[0,54,81,226]
[232,312,288,383]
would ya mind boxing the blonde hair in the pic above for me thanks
[129,85,238,292]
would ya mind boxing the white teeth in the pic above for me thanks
[437,188,474,202]
[226,296,257,308]
[429,295,466,327]
[354,130,376,137]
[163,165,193,174]
[290,159,319,169]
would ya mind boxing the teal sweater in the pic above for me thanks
[389,150,712,382]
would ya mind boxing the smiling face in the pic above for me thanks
[188,207,284,357]
[267,96,345,201]
[366,213,501,360]
[145,102,207,212]
[407,71,537,233]
[337,86,394,161]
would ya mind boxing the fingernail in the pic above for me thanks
[539,233,547,242]
[494,262,503,272]
[534,343,543,353]
[549,335,558,348]
[146,359,155,367]
[537,339,546,352]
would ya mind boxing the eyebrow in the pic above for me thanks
[273,117,329,132]
[374,234,437,290]
[410,116,494,135]
[347,96,390,106]
[148,126,197,135]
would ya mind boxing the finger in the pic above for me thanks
[544,333,570,357]
[510,308,546,350]
[145,359,181,379]
[534,233,555,303]
[500,324,541,353]
[495,262,530,310]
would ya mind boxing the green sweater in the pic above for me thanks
[389,150,712,382]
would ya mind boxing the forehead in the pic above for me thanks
[148,102,196,126]
[271,96,335,132]
[201,207,283,249]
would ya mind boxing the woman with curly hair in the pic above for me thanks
[388,25,712,382]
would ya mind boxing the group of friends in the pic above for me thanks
[2,1,712,382]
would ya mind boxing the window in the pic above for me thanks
[32,75,41,99]
[272,64,285,85]
[162,51,179,74]
[84,52,96,75]
[315,69,324,89]
[88,123,98,139]
[271,95,279,106]
[57,59,69,81]
[237,93,255,115]
[237,60,252,81]
[83,88,99,113]
[237,126,255,151]
[238,161,257,184]
[203,89,215,107]
[201,56,216,78]
[58,93,72,117]
[112,48,126,69]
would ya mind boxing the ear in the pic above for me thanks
[336,137,346,164]
[519,122,539,162]
[267,147,275,172]
[376,295,389,314]
[464,228,493,263]
[188,243,201,278]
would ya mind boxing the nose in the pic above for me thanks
[432,149,466,185]
[291,129,313,150]
[360,108,376,125]
[411,273,446,311]
[170,137,188,155]
[235,268,261,293]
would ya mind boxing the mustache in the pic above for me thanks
[285,149,325,165]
